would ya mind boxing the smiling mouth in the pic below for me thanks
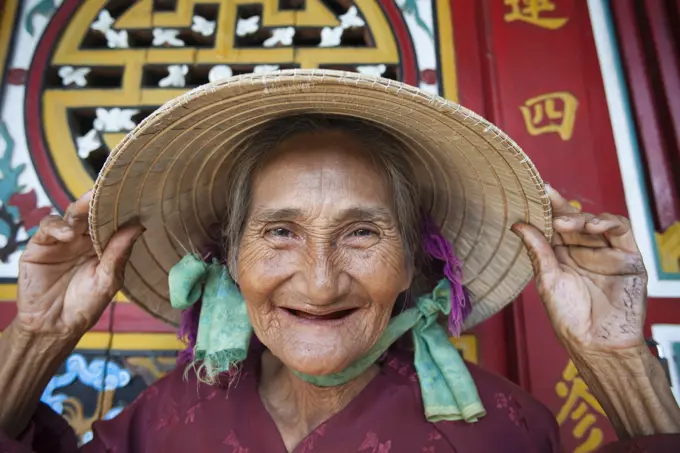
[282,307,358,321]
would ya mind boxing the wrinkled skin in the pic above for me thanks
[236,131,412,376]
[513,189,647,356]
[15,193,143,338]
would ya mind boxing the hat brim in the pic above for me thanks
[90,69,552,329]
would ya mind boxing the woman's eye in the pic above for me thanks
[350,229,376,238]
[269,228,295,238]
[343,227,380,248]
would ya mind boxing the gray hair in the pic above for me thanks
[219,114,422,274]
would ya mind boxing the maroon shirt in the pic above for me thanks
[2,347,679,452]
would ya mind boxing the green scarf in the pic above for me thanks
[169,254,486,423]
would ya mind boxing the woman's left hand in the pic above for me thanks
[511,185,647,356]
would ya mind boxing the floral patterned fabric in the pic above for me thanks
[2,345,679,452]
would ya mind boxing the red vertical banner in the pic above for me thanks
[488,0,624,450]
[451,0,632,451]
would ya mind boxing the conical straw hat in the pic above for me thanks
[89,69,552,329]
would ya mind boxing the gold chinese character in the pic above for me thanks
[656,222,680,273]
[504,0,569,29]
[569,200,582,211]
[520,92,578,140]
[555,361,606,453]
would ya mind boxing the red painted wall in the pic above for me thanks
[447,0,680,450]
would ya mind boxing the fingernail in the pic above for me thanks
[589,218,600,225]
[555,216,570,222]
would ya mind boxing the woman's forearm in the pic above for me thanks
[571,344,680,439]
[0,321,77,438]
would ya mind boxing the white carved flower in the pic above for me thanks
[93,108,139,132]
[152,29,185,47]
[263,27,295,47]
[356,64,387,77]
[91,10,114,33]
[339,6,365,28]
[58,66,91,87]
[236,16,260,37]
[253,65,280,74]
[76,129,102,159]
[319,26,343,47]
[208,65,233,82]
[192,15,215,36]
[159,65,189,88]
[105,29,129,49]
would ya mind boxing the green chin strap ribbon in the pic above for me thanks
[169,253,486,423]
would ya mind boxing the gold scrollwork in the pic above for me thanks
[62,390,115,441]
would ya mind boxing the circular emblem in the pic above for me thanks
[26,0,417,211]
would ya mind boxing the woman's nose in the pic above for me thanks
[300,246,349,306]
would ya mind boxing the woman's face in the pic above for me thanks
[237,131,412,376]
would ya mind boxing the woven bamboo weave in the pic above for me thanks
[89,69,553,328]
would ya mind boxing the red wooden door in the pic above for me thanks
[449,1,680,451]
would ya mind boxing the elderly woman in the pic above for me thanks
[0,71,679,452]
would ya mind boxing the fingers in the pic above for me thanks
[511,223,560,290]
[554,244,646,275]
[554,212,639,253]
[553,213,610,248]
[96,225,145,295]
[63,190,92,236]
[30,191,93,246]
[584,213,638,252]
[31,215,76,245]
[554,213,595,231]
[547,185,580,217]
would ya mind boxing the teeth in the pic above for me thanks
[289,308,354,320]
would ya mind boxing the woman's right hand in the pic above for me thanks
[14,191,144,339]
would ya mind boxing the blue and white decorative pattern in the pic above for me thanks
[397,0,438,94]
[40,354,132,415]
